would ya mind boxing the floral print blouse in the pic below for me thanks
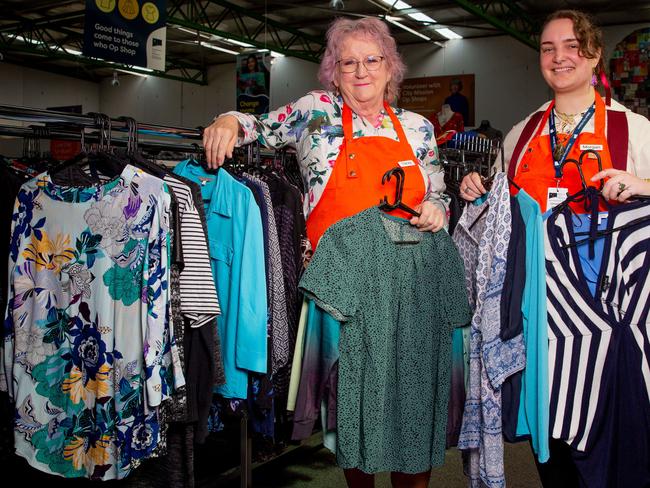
[226,90,448,217]
[1,165,180,480]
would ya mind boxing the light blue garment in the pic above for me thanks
[572,213,609,297]
[515,190,550,463]
[174,160,268,398]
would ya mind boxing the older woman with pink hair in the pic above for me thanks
[202,17,447,488]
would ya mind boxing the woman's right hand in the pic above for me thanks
[202,115,240,169]
[459,172,487,201]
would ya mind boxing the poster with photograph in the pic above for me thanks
[237,52,271,115]
[610,27,649,118]
[398,74,475,127]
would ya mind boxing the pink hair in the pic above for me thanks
[318,17,406,103]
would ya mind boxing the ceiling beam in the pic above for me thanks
[168,0,326,62]
[448,0,540,49]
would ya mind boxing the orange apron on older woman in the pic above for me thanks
[306,102,426,249]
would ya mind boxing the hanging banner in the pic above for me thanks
[398,74,475,127]
[83,0,167,71]
[236,52,271,115]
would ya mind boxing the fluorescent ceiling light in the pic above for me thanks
[61,47,83,56]
[174,25,210,39]
[198,41,239,55]
[385,16,430,41]
[436,28,463,40]
[270,51,285,57]
[408,12,436,23]
[376,1,463,41]
[115,68,149,78]
[379,0,412,9]
[216,36,254,48]
[173,25,254,48]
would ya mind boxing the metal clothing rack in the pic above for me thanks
[440,133,504,186]
[0,104,203,140]
[0,104,256,488]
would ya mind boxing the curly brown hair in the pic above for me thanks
[542,10,606,78]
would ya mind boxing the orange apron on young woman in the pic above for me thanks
[513,95,614,213]
[306,101,426,248]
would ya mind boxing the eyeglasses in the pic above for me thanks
[336,55,384,73]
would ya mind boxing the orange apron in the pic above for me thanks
[306,102,426,249]
[513,95,614,213]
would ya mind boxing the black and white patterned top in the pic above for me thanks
[163,175,221,327]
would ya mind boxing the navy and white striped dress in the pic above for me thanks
[545,200,650,487]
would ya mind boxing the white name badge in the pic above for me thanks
[547,187,569,211]
[580,144,603,151]
[397,160,416,168]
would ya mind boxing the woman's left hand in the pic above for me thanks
[591,169,650,202]
[410,201,445,233]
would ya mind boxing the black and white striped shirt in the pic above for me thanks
[163,174,221,327]
[545,201,650,453]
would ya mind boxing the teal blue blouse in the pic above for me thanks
[174,160,268,398]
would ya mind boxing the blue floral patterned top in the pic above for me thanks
[225,90,448,217]
[1,165,181,480]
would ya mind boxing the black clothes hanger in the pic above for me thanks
[378,166,421,217]
[49,113,125,182]
[552,149,650,253]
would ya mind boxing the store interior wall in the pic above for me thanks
[0,62,100,156]
[98,55,320,128]
[0,22,646,157]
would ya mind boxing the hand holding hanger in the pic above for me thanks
[590,168,650,203]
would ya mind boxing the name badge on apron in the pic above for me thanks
[547,187,569,211]
[397,160,416,168]
[579,144,603,151]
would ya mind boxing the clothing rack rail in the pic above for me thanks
[0,124,203,155]
[0,104,203,139]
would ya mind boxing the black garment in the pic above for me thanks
[535,439,581,488]
[501,196,526,341]
[265,175,307,397]
[501,197,526,442]
[446,189,462,236]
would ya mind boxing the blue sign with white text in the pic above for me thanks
[83,0,167,71]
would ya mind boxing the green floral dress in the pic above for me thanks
[299,207,471,474]
[1,165,180,480]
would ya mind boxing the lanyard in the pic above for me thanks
[549,103,595,178]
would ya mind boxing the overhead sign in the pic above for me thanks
[83,0,167,71]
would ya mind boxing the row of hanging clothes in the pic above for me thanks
[451,154,650,488]
[0,105,307,487]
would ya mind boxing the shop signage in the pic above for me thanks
[83,0,167,71]
[399,74,475,126]
[236,52,271,115]
[46,105,82,160]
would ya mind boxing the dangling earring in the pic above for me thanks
[591,69,598,86]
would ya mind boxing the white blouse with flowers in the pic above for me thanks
[225,90,447,218]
